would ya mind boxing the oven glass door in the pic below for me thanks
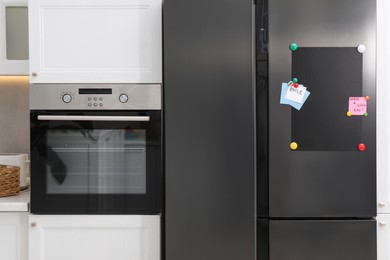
[30,111,161,214]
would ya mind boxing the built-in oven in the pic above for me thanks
[29,84,162,214]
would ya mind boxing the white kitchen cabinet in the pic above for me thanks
[377,164,390,214]
[0,0,29,75]
[28,0,162,83]
[29,215,160,260]
[378,214,390,260]
[377,0,390,214]
[0,213,28,260]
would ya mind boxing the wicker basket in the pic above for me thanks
[0,164,20,197]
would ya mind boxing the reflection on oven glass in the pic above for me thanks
[46,129,146,194]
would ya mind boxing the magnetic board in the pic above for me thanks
[291,47,363,151]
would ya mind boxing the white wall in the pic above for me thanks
[0,76,29,154]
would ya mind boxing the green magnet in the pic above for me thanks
[363,112,368,117]
[292,78,298,83]
[289,43,298,51]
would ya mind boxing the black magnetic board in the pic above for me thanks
[291,47,363,151]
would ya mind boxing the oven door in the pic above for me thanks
[30,110,161,214]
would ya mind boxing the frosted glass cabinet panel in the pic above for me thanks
[0,0,29,75]
[28,0,162,83]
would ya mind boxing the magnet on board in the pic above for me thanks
[293,83,299,88]
[290,142,298,150]
[289,43,298,51]
[364,112,368,117]
[346,111,352,117]
[357,143,366,151]
[293,78,298,83]
[357,44,366,54]
[365,96,370,100]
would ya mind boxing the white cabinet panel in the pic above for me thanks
[29,0,162,83]
[0,0,28,75]
[29,215,160,260]
[377,0,390,214]
[378,214,390,260]
[0,213,28,260]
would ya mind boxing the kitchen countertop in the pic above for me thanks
[0,190,29,212]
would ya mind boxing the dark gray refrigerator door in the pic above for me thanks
[268,220,376,260]
[267,0,376,217]
[164,0,255,260]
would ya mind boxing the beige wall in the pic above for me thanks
[0,76,29,153]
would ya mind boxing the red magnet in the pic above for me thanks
[357,143,366,151]
[293,83,299,88]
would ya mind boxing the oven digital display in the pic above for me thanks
[79,88,112,95]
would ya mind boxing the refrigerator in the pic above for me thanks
[257,0,377,259]
[164,0,376,259]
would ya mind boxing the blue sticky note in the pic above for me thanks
[280,83,310,110]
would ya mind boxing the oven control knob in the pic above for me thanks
[62,94,72,103]
[119,94,128,103]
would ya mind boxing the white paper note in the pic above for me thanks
[285,84,306,104]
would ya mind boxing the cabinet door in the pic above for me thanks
[28,0,162,83]
[377,0,390,214]
[0,213,28,260]
[378,214,390,260]
[29,215,160,260]
[0,0,28,75]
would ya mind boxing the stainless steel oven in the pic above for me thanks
[29,84,162,214]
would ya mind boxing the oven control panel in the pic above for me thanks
[30,84,161,110]
[60,92,130,107]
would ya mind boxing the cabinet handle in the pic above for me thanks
[31,72,37,77]
[31,222,37,227]
[379,222,386,227]
[379,202,386,207]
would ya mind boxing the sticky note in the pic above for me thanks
[285,84,306,104]
[348,97,367,115]
[280,83,310,110]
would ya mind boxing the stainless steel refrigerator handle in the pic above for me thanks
[37,115,150,122]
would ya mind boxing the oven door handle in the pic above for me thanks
[37,115,150,122]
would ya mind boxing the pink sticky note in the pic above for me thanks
[348,97,367,115]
